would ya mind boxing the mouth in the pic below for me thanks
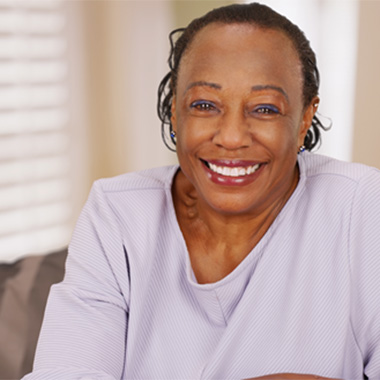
[201,159,262,177]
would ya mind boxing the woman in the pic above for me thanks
[24,3,380,380]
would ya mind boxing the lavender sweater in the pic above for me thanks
[24,153,380,379]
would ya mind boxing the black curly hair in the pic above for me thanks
[157,2,329,151]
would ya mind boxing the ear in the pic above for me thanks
[171,96,177,133]
[298,96,319,147]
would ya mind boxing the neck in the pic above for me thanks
[172,167,299,283]
[172,167,298,240]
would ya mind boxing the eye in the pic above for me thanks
[190,100,217,112]
[252,104,280,115]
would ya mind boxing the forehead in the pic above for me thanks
[184,22,298,58]
[178,22,302,90]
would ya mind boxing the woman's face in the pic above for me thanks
[171,23,316,216]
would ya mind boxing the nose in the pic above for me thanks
[212,109,252,150]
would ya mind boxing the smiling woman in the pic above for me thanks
[169,23,316,282]
[23,3,380,380]
[172,24,312,214]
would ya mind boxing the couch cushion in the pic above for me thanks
[0,249,67,379]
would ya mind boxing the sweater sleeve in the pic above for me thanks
[349,168,380,379]
[22,181,130,380]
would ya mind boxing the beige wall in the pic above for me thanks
[352,1,380,169]
[171,0,233,28]
[77,0,176,184]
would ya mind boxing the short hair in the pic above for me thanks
[157,2,329,151]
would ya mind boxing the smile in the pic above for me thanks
[204,161,261,177]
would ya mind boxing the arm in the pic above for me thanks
[23,181,130,379]
[349,169,380,380]
[246,374,340,379]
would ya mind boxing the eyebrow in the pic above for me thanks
[184,81,222,94]
[251,84,289,102]
[184,81,289,101]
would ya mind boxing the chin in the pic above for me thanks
[203,193,259,216]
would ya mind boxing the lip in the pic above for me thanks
[201,158,265,186]
[205,159,261,167]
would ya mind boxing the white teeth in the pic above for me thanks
[216,166,223,175]
[208,163,260,177]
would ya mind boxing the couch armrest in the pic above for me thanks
[0,249,67,380]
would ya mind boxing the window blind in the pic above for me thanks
[0,0,72,262]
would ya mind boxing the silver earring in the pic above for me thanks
[170,130,176,140]
[298,145,306,153]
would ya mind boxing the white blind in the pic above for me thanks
[0,0,72,262]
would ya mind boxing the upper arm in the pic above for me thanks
[349,169,380,379]
[26,182,130,379]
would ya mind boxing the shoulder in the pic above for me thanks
[93,165,179,194]
[76,165,179,241]
[299,152,380,185]
[295,153,380,236]
[83,166,179,242]
[69,166,180,298]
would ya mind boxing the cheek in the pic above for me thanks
[254,121,299,152]
[176,116,214,150]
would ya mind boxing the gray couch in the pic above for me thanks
[0,249,67,380]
